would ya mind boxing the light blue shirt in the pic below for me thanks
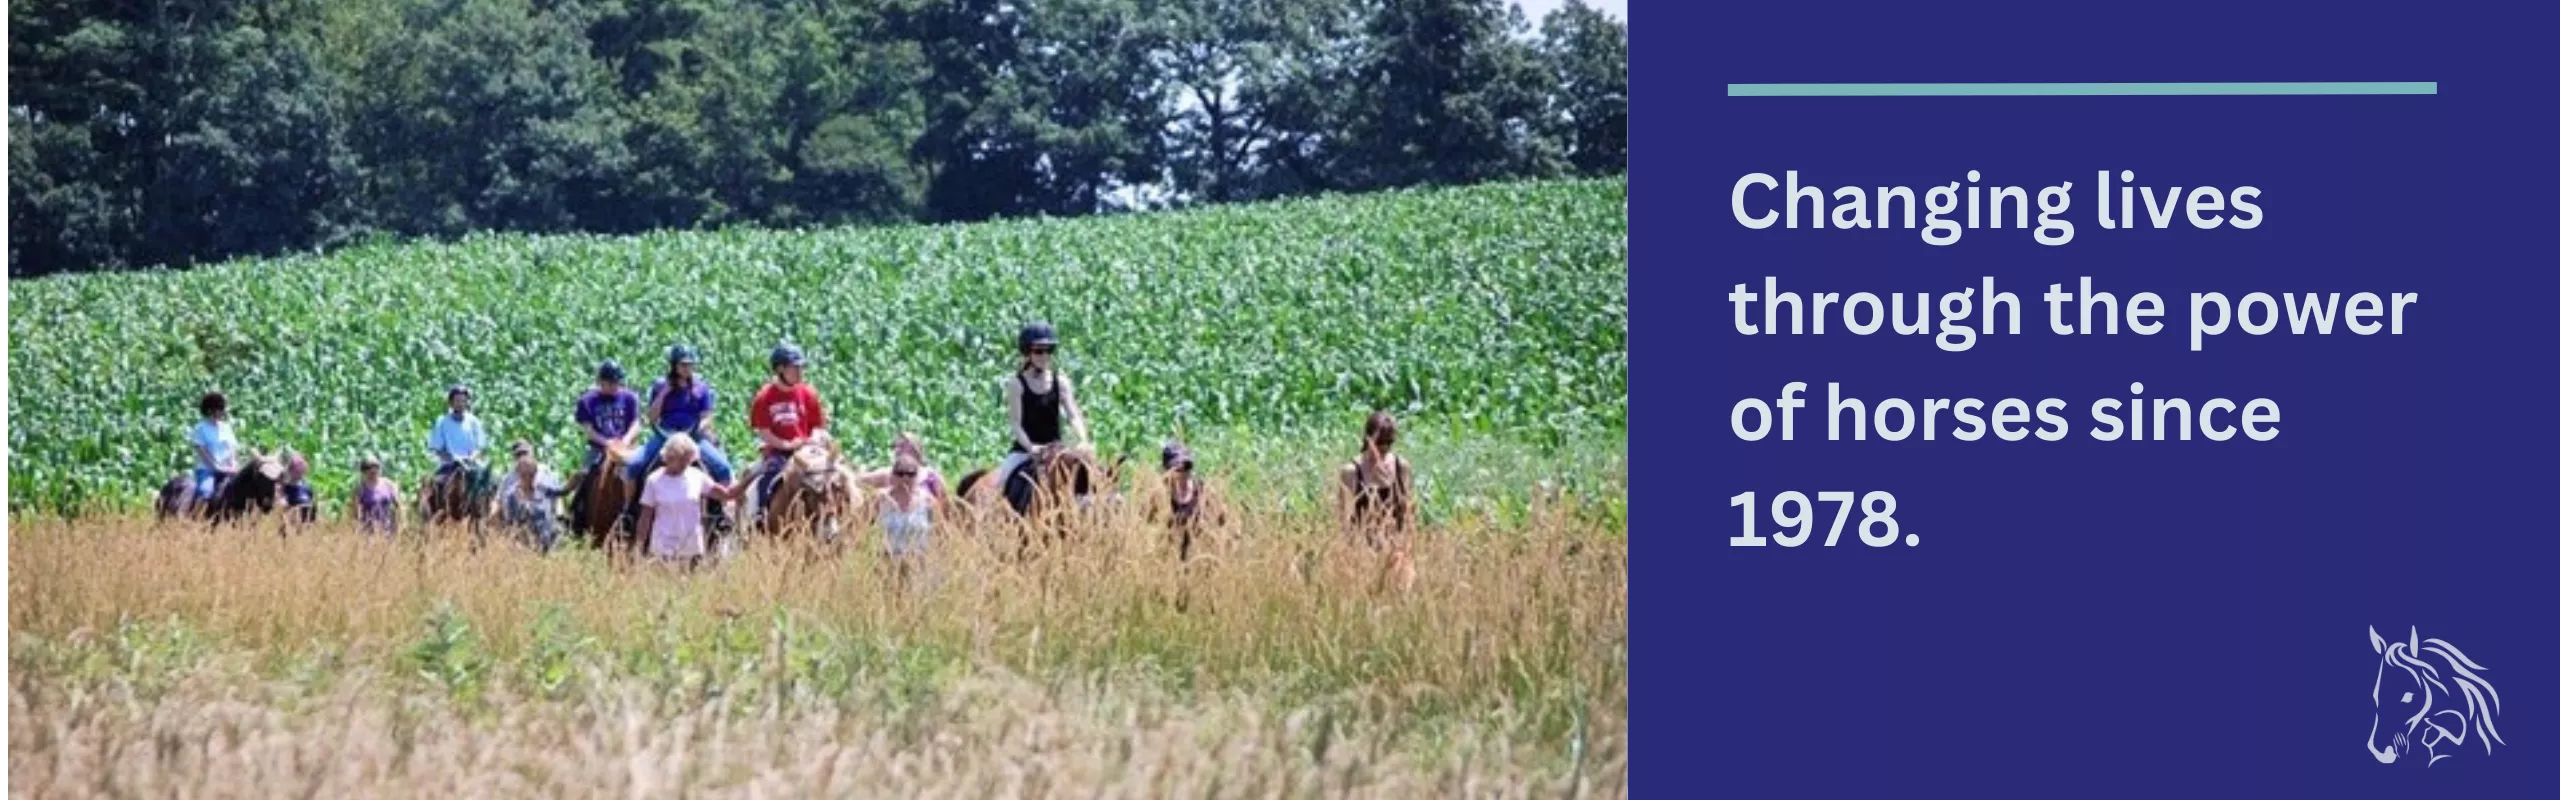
[429,413,489,462]
[191,419,239,469]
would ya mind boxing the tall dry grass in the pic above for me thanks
[10,492,1625,798]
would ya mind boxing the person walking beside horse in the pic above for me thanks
[349,455,403,539]
[873,450,938,587]
[1151,441,1229,561]
[636,433,746,570]
[496,441,571,552]
[277,451,317,528]
[1337,411,1418,593]
[858,432,947,505]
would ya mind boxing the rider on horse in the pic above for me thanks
[187,391,242,514]
[747,343,830,523]
[567,358,643,526]
[993,322,1093,500]
[621,345,734,531]
[428,383,494,505]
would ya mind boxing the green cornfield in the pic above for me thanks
[7,177,1626,516]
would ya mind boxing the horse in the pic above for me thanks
[2367,625,2505,767]
[739,438,862,552]
[418,457,499,534]
[567,444,640,552]
[153,450,287,529]
[954,446,1127,552]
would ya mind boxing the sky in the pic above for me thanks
[1513,0,1627,24]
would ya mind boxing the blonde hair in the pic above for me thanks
[660,432,700,466]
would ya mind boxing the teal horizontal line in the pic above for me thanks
[1726,82,2437,97]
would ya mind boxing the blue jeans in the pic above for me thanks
[625,431,733,483]
[192,467,227,499]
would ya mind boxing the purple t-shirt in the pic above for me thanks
[575,387,641,440]
[646,378,717,434]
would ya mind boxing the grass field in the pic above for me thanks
[9,494,1627,797]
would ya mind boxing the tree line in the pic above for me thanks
[8,0,1626,277]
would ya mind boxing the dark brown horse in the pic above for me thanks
[954,446,1127,553]
[154,450,286,530]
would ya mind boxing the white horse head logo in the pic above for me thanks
[2368,626,2504,766]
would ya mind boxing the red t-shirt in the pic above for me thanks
[750,381,826,454]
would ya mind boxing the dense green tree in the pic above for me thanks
[1336,0,1560,190]
[1152,0,1362,203]
[1539,0,1624,176]
[7,0,1623,275]
[904,0,1170,221]
[342,0,631,238]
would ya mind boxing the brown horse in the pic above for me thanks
[568,444,640,552]
[954,446,1127,553]
[740,438,861,552]
[417,457,499,536]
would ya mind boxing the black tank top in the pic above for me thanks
[1014,372,1063,452]
[1350,457,1410,534]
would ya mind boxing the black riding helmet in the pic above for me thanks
[1018,322,1059,353]
[447,383,472,400]
[597,359,625,383]
[667,344,699,365]
[770,343,807,370]
[199,390,228,417]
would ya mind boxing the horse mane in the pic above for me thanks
[2378,629,2506,756]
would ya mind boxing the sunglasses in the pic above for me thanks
[1028,347,1055,355]
[892,469,919,479]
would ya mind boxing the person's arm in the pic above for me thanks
[577,399,609,447]
[1335,463,1360,535]
[636,472,661,533]
[1005,377,1037,451]
[751,387,791,451]
[429,422,452,464]
[694,387,717,439]
[707,474,746,502]
[643,383,669,428]
[805,389,828,446]
[1058,374,1091,447]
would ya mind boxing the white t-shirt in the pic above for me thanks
[642,469,715,558]
[191,420,239,470]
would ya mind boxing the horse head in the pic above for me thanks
[769,438,853,541]
[2368,626,2504,766]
